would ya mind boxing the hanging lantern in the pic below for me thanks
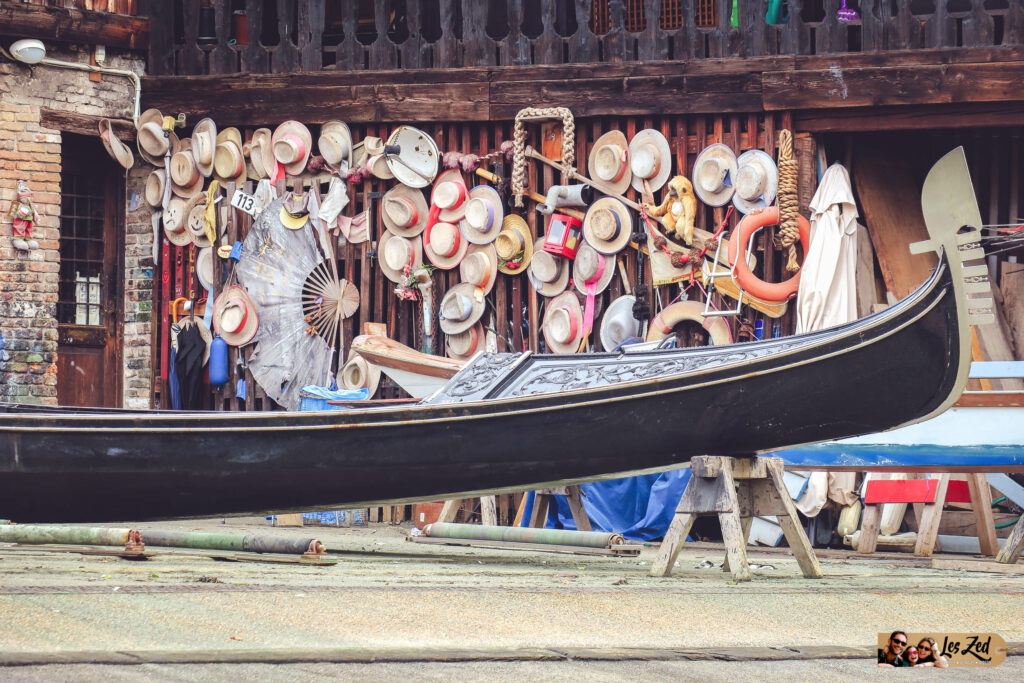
[542,213,583,259]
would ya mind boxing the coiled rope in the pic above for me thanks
[776,129,801,273]
[511,107,575,208]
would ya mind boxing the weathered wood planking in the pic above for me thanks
[1,2,148,50]
[39,108,135,140]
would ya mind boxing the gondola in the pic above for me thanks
[0,148,993,522]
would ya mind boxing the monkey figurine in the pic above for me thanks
[643,175,697,247]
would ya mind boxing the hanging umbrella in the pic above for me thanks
[795,163,859,335]
[236,195,357,410]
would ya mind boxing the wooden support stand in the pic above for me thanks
[527,486,591,531]
[995,514,1024,565]
[437,496,499,526]
[651,456,822,581]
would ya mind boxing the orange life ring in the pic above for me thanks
[727,206,811,302]
[645,301,733,346]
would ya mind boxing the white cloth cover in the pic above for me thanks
[317,177,350,229]
[795,163,859,334]
[252,179,277,217]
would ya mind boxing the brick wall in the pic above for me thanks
[0,45,147,406]
[123,167,154,409]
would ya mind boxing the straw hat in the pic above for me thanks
[460,185,504,245]
[318,120,353,171]
[213,285,260,346]
[629,129,672,194]
[528,235,569,297]
[582,196,632,255]
[423,220,468,270]
[600,295,641,352]
[588,130,631,196]
[195,247,215,291]
[446,321,486,361]
[214,127,247,185]
[693,143,738,207]
[169,138,204,198]
[438,282,486,334]
[99,118,134,170]
[272,120,312,176]
[340,354,381,397]
[363,136,385,156]
[187,197,213,247]
[431,169,469,223]
[380,184,429,237]
[144,169,166,208]
[732,149,779,215]
[573,242,615,296]
[191,118,217,177]
[543,290,585,354]
[378,230,423,283]
[495,215,534,275]
[279,192,310,231]
[367,154,395,180]
[163,194,202,246]
[249,128,274,179]
[136,108,169,166]
[460,243,498,296]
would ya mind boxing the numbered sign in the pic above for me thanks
[230,189,258,216]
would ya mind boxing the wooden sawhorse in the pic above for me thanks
[651,456,822,581]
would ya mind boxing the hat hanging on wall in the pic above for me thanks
[692,143,738,207]
[367,154,395,180]
[195,246,215,291]
[378,230,424,284]
[249,128,274,180]
[582,196,632,255]
[600,294,641,352]
[629,129,672,194]
[169,138,204,198]
[460,243,499,296]
[588,130,631,196]
[340,353,381,397]
[732,149,779,214]
[272,120,312,176]
[318,120,353,172]
[446,321,486,361]
[191,118,217,177]
[187,199,213,248]
[460,185,504,245]
[99,118,134,170]
[495,215,534,275]
[213,285,260,346]
[214,127,247,185]
[380,184,429,237]
[431,169,469,223]
[145,169,166,208]
[136,108,171,166]
[528,235,570,297]
[438,282,486,335]
[163,194,201,246]
[423,220,468,270]
[543,290,586,354]
[573,242,615,296]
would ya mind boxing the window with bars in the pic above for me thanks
[695,0,718,28]
[58,171,106,326]
[591,0,687,34]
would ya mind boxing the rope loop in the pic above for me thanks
[511,107,575,208]
[776,129,801,273]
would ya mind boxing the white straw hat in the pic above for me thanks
[628,129,672,194]
[732,149,779,214]
[543,290,585,354]
[588,130,631,196]
[693,143,738,207]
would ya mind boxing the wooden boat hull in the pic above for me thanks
[0,256,964,522]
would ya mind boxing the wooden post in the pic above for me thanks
[967,472,999,556]
[857,504,882,553]
[914,474,950,556]
[995,514,1024,564]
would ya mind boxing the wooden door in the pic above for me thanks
[56,134,124,407]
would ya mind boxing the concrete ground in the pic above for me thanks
[0,517,1020,680]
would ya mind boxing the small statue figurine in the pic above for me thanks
[9,181,40,251]
[643,175,698,247]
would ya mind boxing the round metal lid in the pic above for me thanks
[385,126,439,189]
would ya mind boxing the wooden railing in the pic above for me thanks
[145,0,1024,76]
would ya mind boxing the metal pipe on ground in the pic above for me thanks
[0,525,138,547]
[424,522,623,549]
[138,529,325,555]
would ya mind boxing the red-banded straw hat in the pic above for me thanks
[272,120,312,176]
[543,290,585,354]
[380,184,429,237]
[573,242,615,296]
[588,130,631,196]
[431,169,469,223]
[423,220,468,270]
[213,285,260,346]
[99,118,134,170]
[446,321,486,361]
[379,230,423,284]
[459,243,498,296]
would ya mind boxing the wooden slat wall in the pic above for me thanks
[145,0,1024,76]
[151,111,806,411]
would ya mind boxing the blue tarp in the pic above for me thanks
[518,469,692,541]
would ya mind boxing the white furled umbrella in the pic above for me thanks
[795,163,859,334]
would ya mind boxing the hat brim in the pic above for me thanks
[433,169,468,223]
[188,202,213,248]
[213,286,260,346]
[272,121,313,176]
[196,247,214,290]
[100,119,134,170]
[319,120,353,170]
[460,243,499,296]
[732,149,779,215]
[423,223,469,270]
[145,170,166,208]
[528,236,570,297]
[460,185,504,245]
[588,130,632,196]
[599,294,640,352]
[497,216,534,275]
[438,282,486,334]
[543,291,586,354]
[629,129,673,194]
[193,119,218,177]
[341,352,382,397]
[583,196,633,256]
[378,230,424,284]
[446,321,486,361]
[573,247,617,296]
[136,109,169,166]
[693,143,739,207]
[380,184,429,237]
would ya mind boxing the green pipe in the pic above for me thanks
[138,529,323,555]
[995,516,1020,529]
[425,523,623,549]
[0,525,136,547]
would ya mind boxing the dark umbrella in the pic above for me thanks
[174,323,206,410]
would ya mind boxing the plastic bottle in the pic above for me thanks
[208,335,228,386]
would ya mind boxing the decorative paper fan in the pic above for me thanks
[302,260,359,351]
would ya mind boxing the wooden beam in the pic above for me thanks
[39,108,134,141]
[0,3,148,51]
[763,62,1024,111]
[795,102,1024,133]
